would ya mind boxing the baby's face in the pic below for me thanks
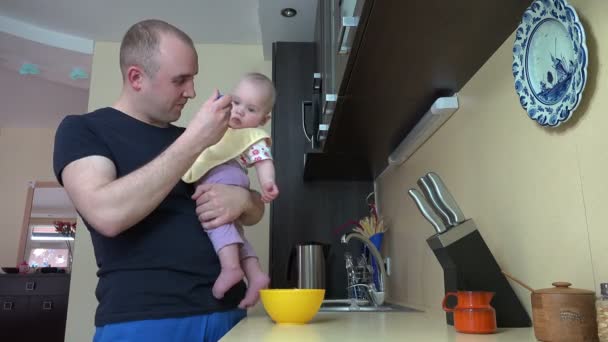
[229,80,271,129]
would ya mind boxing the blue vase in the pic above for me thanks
[366,232,384,291]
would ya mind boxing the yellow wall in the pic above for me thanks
[0,127,57,265]
[64,42,271,342]
[377,0,606,317]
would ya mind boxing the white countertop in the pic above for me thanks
[221,309,537,342]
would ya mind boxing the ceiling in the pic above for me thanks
[0,31,92,89]
[0,0,317,128]
[0,0,317,59]
[31,187,77,218]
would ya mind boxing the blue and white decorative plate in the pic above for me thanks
[512,0,587,127]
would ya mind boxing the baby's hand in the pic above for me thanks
[261,182,279,203]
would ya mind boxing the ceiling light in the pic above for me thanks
[70,67,89,80]
[31,233,74,241]
[281,8,297,18]
[19,63,40,75]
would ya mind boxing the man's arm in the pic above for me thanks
[192,183,265,229]
[239,189,265,226]
[61,92,232,237]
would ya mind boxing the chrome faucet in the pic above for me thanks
[341,232,388,305]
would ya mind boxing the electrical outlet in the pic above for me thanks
[385,257,391,276]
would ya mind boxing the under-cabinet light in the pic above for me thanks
[387,96,459,166]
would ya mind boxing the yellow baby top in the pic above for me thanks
[182,127,271,183]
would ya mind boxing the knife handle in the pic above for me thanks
[426,172,466,225]
[408,189,447,234]
[417,176,452,227]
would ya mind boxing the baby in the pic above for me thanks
[183,72,278,308]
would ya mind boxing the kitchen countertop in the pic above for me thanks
[221,309,537,342]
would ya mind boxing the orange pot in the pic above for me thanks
[442,291,497,334]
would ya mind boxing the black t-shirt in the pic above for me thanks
[53,107,245,326]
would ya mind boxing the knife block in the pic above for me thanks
[427,219,531,327]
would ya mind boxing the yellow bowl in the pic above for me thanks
[259,289,325,324]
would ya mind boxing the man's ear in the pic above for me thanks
[126,66,145,91]
[260,114,272,126]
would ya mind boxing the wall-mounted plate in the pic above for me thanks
[512,0,587,127]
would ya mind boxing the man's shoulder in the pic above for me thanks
[59,107,115,126]
[71,107,116,120]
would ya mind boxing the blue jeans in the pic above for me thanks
[93,309,247,342]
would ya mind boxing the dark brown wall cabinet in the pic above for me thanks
[271,42,372,298]
[306,0,533,180]
[0,274,70,341]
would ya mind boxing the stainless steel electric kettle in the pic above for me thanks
[288,242,330,289]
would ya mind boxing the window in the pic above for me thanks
[28,248,69,268]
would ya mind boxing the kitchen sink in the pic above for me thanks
[319,299,416,313]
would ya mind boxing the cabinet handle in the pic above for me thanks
[42,300,53,311]
[313,73,321,92]
[317,124,330,142]
[301,100,314,142]
[337,16,360,55]
[323,94,338,116]
[25,281,36,291]
[3,301,14,311]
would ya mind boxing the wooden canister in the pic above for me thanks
[532,282,598,341]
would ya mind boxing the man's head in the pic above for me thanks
[229,73,275,129]
[120,19,195,80]
[119,19,198,126]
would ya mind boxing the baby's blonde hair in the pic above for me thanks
[240,72,276,112]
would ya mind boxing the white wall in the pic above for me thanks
[0,128,58,265]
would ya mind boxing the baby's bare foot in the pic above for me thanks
[213,267,245,299]
[239,272,270,309]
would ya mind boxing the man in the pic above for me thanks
[53,19,264,341]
